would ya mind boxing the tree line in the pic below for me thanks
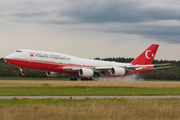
[0,57,180,80]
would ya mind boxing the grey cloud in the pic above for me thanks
[61,1,180,23]
[1,0,180,44]
[3,1,180,24]
[104,25,180,43]
[9,12,48,18]
[133,26,180,44]
[59,1,180,43]
[61,1,143,23]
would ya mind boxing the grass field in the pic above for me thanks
[0,80,180,96]
[1,80,180,120]
[0,80,180,87]
[0,77,69,80]
[0,98,180,120]
[1,86,180,96]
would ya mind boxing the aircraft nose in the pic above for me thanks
[5,53,14,61]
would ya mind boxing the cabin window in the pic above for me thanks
[16,50,22,52]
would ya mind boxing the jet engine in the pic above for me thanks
[78,68,94,77]
[46,71,65,77]
[110,67,126,76]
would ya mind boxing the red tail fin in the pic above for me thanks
[130,44,159,65]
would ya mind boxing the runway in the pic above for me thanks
[1,95,180,99]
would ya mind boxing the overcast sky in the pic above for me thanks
[0,0,180,60]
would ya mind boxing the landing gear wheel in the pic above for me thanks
[20,72,24,76]
[89,77,93,81]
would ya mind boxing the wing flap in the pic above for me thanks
[95,67,112,70]
[63,67,81,71]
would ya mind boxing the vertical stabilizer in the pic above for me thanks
[130,44,159,65]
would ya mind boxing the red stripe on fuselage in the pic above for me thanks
[5,58,88,74]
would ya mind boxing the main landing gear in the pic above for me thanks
[70,77,78,81]
[19,68,24,76]
[81,77,93,81]
[70,77,94,81]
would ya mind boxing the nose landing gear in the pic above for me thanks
[19,68,24,76]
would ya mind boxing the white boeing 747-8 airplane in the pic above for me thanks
[5,44,170,80]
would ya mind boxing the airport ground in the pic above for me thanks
[1,98,180,120]
[1,80,180,120]
[1,80,180,88]
[1,80,180,96]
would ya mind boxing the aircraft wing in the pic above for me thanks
[63,63,171,71]
[63,63,171,78]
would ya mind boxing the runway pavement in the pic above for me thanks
[1,95,180,99]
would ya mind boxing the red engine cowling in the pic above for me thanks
[110,67,126,76]
[78,68,94,77]
[46,71,65,77]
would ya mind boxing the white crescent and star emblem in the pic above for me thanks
[145,50,154,59]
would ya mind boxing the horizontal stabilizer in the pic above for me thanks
[153,63,172,66]
[140,66,171,71]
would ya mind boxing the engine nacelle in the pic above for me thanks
[46,71,65,77]
[78,68,94,77]
[110,67,126,76]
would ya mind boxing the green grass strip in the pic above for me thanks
[1,98,180,120]
[0,87,180,96]
[0,77,69,80]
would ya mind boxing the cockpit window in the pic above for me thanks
[16,50,22,52]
